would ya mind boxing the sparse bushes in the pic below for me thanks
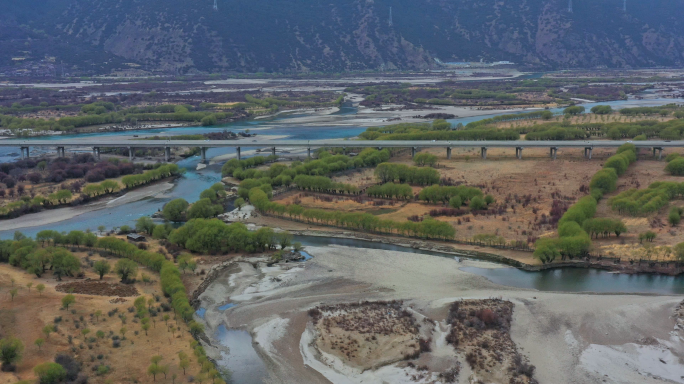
[33,362,66,384]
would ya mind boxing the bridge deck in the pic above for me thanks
[0,139,679,149]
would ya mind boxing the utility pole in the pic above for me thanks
[388,7,393,27]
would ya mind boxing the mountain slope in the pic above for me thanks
[2,0,684,74]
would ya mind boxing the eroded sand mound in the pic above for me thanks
[310,300,422,370]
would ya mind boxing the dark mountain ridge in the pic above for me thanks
[2,0,684,74]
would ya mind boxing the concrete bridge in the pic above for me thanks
[0,139,679,162]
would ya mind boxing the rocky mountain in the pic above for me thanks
[2,0,684,74]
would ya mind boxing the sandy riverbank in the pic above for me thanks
[0,180,174,231]
[196,245,684,384]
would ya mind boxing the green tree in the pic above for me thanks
[42,324,55,339]
[136,217,156,235]
[670,207,682,226]
[234,198,245,210]
[9,288,18,301]
[34,338,44,350]
[115,259,138,283]
[163,199,189,222]
[187,198,223,219]
[93,260,111,280]
[61,294,76,309]
[179,359,190,375]
[469,196,487,210]
[0,337,23,368]
[33,362,66,384]
[36,283,45,296]
[51,249,80,280]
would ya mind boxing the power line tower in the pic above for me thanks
[213,0,218,11]
[568,0,572,13]
[388,7,393,27]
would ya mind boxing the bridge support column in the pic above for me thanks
[164,147,170,162]
[307,147,311,159]
[20,147,28,159]
[93,147,100,160]
[550,147,557,160]
[584,147,593,160]
[128,147,133,161]
[201,147,207,163]
[57,147,65,158]
[411,147,416,158]
[481,147,487,160]
[236,147,241,160]
[516,147,523,160]
[272,147,276,157]
[654,147,663,160]
[446,147,452,160]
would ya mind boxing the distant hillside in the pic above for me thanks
[2,0,684,74]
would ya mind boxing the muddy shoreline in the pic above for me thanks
[288,229,684,276]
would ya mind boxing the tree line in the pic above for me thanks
[375,163,440,186]
[366,183,413,200]
[248,188,456,240]
[292,175,359,194]
[121,164,182,189]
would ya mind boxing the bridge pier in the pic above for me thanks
[411,147,416,158]
[236,147,241,160]
[446,147,452,160]
[584,147,593,159]
[92,147,100,160]
[550,147,558,160]
[307,147,311,159]
[272,147,276,157]
[128,147,134,161]
[57,147,65,158]
[653,147,663,160]
[201,147,207,163]
[481,147,488,160]
[20,147,28,159]
[516,147,523,160]
[164,147,170,162]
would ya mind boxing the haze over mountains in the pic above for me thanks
[3,0,684,74]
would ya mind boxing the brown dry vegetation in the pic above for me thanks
[446,299,536,384]
[0,246,211,384]
[493,112,674,130]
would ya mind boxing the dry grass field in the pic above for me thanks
[0,240,219,384]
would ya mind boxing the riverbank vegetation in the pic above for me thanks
[0,158,182,219]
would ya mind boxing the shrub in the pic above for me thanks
[34,362,67,384]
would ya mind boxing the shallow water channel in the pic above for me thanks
[293,235,684,295]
